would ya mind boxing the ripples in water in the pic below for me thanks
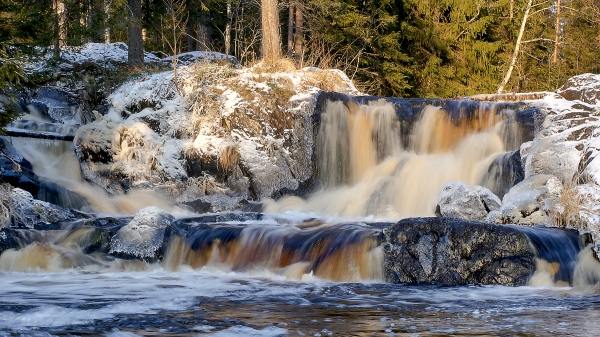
[1,269,600,336]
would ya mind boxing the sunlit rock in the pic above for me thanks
[557,73,600,105]
[487,174,562,225]
[436,181,501,221]
[109,206,175,261]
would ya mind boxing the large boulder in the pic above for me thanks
[436,181,501,221]
[557,73,600,105]
[73,63,357,201]
[109,206,175,261]
[380,217,583,286]
[487,174,562,225]
[9,188,74,229]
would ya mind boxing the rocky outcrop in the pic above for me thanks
[74,62,359,202]
[557,73,600,105]
[109,206,175,261]
[380,217,583,286]
[436,181,501,221]
[487,174,563,225]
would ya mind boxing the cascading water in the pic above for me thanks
[3,97,600,335]
[267,98,524,218]
[7,117,176,214]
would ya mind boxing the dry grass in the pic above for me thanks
[266,77,297,104]
[0,184,13,228]
[218,145,240,172]
[304,70,347,92]
[251,58,297,74]
[550,181,585,229]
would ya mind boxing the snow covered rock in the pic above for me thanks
[26,87,81,124]
[487,174,562,225]
[109,206,175,261]
[557,73,600,105]
[161,51,239,66]
[60,42,161,70]
[74,61,358,202]
[9,188,74,229]
[436,181,501,221]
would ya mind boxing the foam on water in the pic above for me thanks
[0,268,596,334]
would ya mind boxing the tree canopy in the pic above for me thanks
[0,0,599,97]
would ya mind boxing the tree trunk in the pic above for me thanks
[261,0,281,60]
[287,0,294,57]
[187,19,195,51]
[497,0,533,94]
[53,0,61,59]
[127,0,145,69]
[293,0,303,63]
[196,22,210,51]
[510,0,514,20]
[104,0,111,43]
[553,0,561,63]
[225,0,232,57]
[87,0,93,43]
[52,0,67,59]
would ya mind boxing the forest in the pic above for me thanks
[1,0,600,98]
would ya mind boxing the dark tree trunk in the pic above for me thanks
[128,0,145,69]
[187,19,195,52]
[287,0,294,57]
[293,0,303,62]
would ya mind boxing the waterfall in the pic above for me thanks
[267,99,524,218]
[9,136,176,215]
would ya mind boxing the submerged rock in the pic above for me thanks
[381,217,583,286]
[436,181,501,221]
[109,206,175,261]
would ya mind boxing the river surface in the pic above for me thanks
[1,268,600,336]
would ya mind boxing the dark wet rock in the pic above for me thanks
[55,217,131,254]
[0,228,20,253]
[36,181,90,210]
[109,207,175,261]
[0,137,89,210]
[381,217,551,286]
[236,200,263,212]
[481,150,524,198]
[436,181,501,221]
[557,73,600,105]
[181,195,255,214]
[28,87,80,124]
[0,137,39,193]
[177,212,263,225]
